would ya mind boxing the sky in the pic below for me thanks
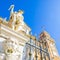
[0,0,60,55]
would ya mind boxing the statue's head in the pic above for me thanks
[18,10,24,14]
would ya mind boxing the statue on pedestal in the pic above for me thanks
[8,5,24,31]
[15,10,24,31]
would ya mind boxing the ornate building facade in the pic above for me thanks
[0,5,60,60]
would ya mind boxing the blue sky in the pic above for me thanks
[0,0,60,55]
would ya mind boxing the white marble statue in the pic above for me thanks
[15,10,24,31]
[8,5,24,31]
